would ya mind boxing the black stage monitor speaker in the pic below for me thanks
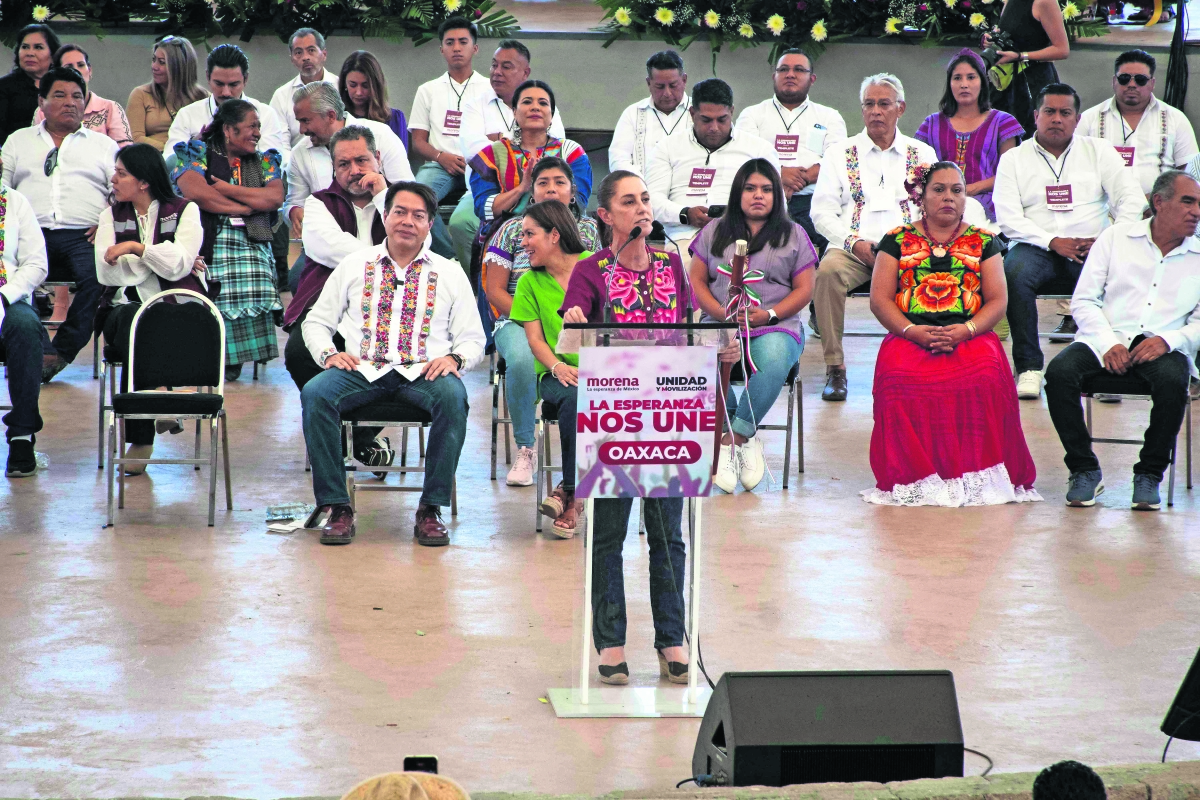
[692,670,964,787]
[1162,647,1200,741]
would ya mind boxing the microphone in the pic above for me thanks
[604,225,644,324]
[655,223,694,326]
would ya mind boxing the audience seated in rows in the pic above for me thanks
[126,36,209,152]
[483,156,599,488]
[690,159,817,494]
[301,182,484,547]
[33,43,131,147]
[608,49,692,178]
[269,27,338,148]
[2,65,117,384]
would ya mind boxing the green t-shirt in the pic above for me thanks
[509,259,591,376]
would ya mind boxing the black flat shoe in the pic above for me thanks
[597,662,629,685]
[657,650,689,684]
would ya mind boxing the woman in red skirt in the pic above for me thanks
[865,161,1041,506]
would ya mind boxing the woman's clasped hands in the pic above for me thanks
[905,323,972,354]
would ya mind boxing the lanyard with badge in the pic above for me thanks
[772,100,807,161]
[651,99,689,138]
[443,74,471,137]
[1039,145,1074,211]
[687,135,721,199]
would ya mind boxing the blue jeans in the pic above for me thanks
[538,373,578,492]
[727,332,803,439]
[1004,243,1082,374]
[39,228,102,362]
[301,366,468,508]
[592,497,686,652]
[0,301,44,439]
[415,161,462,263]
[493,321,537,448]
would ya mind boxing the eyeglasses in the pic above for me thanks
[861,100,897,111]
[774,66,813,75]
[43,147,58,177]
[1116,73,1151,87]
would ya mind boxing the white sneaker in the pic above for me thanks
[714,443,740,493]
[506,446,536,486]
[738,436,766,490]
[1016,370,1043,400]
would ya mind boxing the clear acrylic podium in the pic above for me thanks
[547,321,736,719]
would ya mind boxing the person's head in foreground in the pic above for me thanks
[340,771,470,800]
[1033,760,1107,800]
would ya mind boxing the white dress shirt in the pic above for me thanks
[95,202,204,303]
[735,96,848,196]
[301,190,387,269]
[608,95,692,177]
[994,135,1145,251]
[1,122,118,229]
[1071,218,1200,376]
[165,95,291,166]
[811,129,938,251]
[645,129,780,239]
[1077,97,1198,196]
[304,241,486,382]
[285,115,413,217]
[269,69,340,147]
[409,71,492,156]
[0,186,48,330]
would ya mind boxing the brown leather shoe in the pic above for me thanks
[41,354,68,384]
[320,504,356,545]
[414,504,449,547]
[822,365,847,401]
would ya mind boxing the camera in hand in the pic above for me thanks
[980,27,1015,68]
[707,204,727,218]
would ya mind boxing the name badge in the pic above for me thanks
[443,110,462,136]
[687,167,716,196]
[807,125,827,155]
[1115,145,1136,167]
[775,134,799,159]
[1046,184,1074,211]
[229,216,246,227]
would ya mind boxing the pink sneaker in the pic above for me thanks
[507,446,536,487]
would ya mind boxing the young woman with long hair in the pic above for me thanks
[127,36,208,152]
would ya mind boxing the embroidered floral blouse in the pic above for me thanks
[169,139,283,190]
[560,245,688,329]
[877,223,1002,327]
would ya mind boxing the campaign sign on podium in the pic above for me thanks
[575,345,718,499]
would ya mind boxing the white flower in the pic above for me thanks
[766,13,786,34]
[969,11,986,25]
[1062,1,1080,18]
[31,5,50,20]
[884,16,902,33]
[614,6,632,25]
[443,0,462,11]
[655,6,676,25]
[739,22,755,36]
[703,9,720,26]
[810,18,827,40]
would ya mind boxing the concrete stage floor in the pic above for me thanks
[2,300,1199,797]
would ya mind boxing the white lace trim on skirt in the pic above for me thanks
[861,463,1044,507]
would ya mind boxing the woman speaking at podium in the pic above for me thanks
[560,170,691,687]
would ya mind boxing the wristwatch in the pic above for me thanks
[679,208,690,225]
[449,353,464,370]
[766,308,779,325]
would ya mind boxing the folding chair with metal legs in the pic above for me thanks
[534,404,559,533]
[490,352,513,480]
[728,361,804,485]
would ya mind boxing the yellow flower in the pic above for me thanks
[1062,1,1080,18]
[31,4,50,20]
[969,11,986,25]
[443,0,462,11]
[766,13,786,34]
[884,16,902,33]
[655,6,676,25]
[739,22,755,36]
[811,18,828,40]
[704,9,720,27]
[614,6,632,25]
[943,0,956,8]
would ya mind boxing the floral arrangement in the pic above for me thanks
[884,0,1107,42]
[0,0,519,44]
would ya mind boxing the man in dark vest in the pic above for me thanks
[284,125,392,468]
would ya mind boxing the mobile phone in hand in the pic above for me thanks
[404,755,438,774]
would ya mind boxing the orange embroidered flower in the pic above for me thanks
[899,241,931,271]
[899,269,916,288]
[912,272,961,313]
[954,231,985,258]
[963,289,982,314]
[961,271,981,293]
[897,287,913,312]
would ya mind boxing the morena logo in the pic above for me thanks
[586,377,640,388]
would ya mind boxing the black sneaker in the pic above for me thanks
[225,363,243,382]
[1049,315,1078,344]
[1131,473,1161,511]
[5,438,37,478]
[354,435,395,480]
[808,302,821,339]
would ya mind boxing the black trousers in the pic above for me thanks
[39,228,102,362]
[788,192,827,253]
[1045,340,1190,480]
[98,302,155,446]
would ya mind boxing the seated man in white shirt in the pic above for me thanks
[449,39,566,269]
[736,48,847,251]
[608,49,691,177]
[1,67,118,384]
[645,77,778,247]
[301,182,485,547]
[810,73,940,401]
[0,185,49,478]
[286,82,416,287]
[1044,170,1200,510]
[269,28,338,148]
[994,82,1144,400]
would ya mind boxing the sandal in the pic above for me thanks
[540,482,568,519]
[550,497,580,539]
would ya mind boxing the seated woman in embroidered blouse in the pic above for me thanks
[483,156,601,488]
[690,158,817,495]
[172,99,284,381]
[560,170,692,687]
[32,44,133,147]
[506,200,595,536]
[469,80,592,272]
[95,143,205,473]
[866,161,1040,507]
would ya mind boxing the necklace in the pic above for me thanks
[920,218,963,259]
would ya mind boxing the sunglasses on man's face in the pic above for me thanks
[1116,73,1151,87]
[43,147,58,176]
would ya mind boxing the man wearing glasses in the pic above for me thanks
[735,49,847,252]
[300,181,484,548]
[1,66,117,384]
